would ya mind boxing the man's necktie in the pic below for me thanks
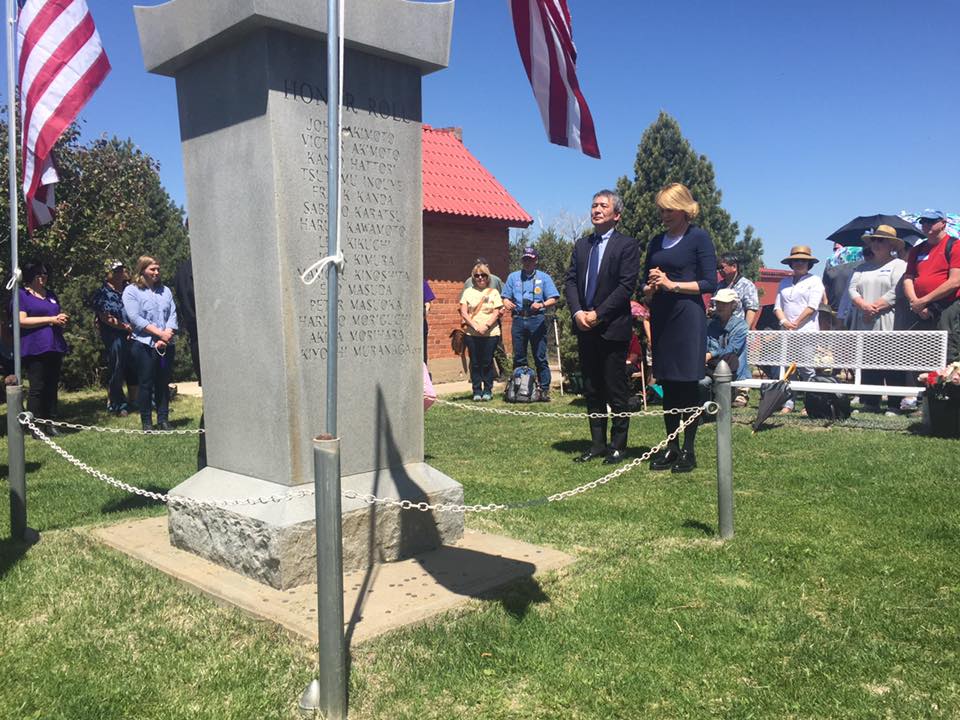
[584,235,600,308]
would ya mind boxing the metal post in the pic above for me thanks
[6,385,28,540]
[7,0,22,381]
[300,1,346,716]
[299,435,347,719]
[713,360,734,539]
[552,315,563,396]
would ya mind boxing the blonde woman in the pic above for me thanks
[122,256,178,430]
[642,183,718,473]
[459,263,503,401]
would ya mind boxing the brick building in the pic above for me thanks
[421,125,532,380]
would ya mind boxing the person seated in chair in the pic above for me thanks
[700,288,749,400]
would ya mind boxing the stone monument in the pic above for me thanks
[135,0,462,589]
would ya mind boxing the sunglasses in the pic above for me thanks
[473,273,488,279]
[868,237,890,243]
[919,218,940,225]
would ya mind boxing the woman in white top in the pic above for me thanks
[848,225,908,413]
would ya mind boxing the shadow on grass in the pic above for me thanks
[0,532,41,579]
[101,486,169,514]
[0,461,43,475]
[551,439,653,461]
[56,395,112,423]
[476,575,549,620]
[682,519,714,536]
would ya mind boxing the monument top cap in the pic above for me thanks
[135,0,454,77]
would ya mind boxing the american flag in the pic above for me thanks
[510,0,600,159]
[16,0,110,231]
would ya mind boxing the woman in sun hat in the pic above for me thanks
[773,245,825,412]
[848,225,908,413]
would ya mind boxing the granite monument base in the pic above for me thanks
[167,465,464,590]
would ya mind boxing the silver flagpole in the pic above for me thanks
[6,0,20,381]
[299,0,346,716]
[6,0,31,545]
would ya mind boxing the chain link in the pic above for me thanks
[19,415,309,508]
[19,402,711,514]
[27,415,204,435]
[343,404,708,513]
[434,398,711,419]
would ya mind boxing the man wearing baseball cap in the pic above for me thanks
[903,209,960,361]
[91,259,133,416]
[704,288,749,386]
[502,246,560,400]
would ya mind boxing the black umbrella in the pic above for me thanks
[752,363,797,433]
[826,215,923,247]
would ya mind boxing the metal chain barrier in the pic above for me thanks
[434,397,703,419]
[18,413,306,508]
[27,416,205,435]
[19,402,716,514]
[343,403,713,513]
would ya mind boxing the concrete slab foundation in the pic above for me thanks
[93,517,575,645]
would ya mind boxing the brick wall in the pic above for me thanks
[423,213,516,362]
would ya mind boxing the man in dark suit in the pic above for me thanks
[564,190,639,464]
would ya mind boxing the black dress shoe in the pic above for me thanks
[650,446,680,471]
[157,421,174,431]
[574,449,606,463]
[46,425,62,437]
[142,424,155,432]
[671,449,697,473]
[603,449,626,465]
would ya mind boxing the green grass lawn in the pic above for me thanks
[1,389,959,719]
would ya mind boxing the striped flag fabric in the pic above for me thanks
[510,0,600,159]
[16,0,111,231]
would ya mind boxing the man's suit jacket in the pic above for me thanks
[564,229,640,342]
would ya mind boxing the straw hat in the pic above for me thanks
[860,224,905,252]
[781,245,819,266]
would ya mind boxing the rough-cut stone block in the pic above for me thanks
[168,465,463,590]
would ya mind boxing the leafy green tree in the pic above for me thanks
[1,113,192,388]
[616,111,765,278]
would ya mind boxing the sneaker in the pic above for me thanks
[539,390,551,402]
[900,397,918,412]
[481,393,493,401]
[472,394,482,402]
[884,410,899,417]
[732,395,748,408]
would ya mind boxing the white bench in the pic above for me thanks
[731,330,948,398]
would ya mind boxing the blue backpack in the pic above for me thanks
[504,366,540,403]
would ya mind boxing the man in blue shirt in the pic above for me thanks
[702,288,749,397]
[502,247,560,400]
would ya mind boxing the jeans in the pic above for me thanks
[102,333,130,412]
[131,341,175,428]
[24,351,63,419]
[464,334,497,395]
[511,314,550,390]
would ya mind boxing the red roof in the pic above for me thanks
[422,125,532,226]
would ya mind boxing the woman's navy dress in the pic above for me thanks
[645,226,718,382]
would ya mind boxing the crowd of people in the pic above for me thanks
[10,255,183,433]
[452,189,957,471]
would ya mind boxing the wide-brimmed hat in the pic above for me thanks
[860,224,905,251]
[713,288,739,304]
[781,245,819,266]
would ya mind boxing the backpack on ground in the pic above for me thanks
[504,366,540,403]
[804,375,852,420]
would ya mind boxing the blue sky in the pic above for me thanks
[5,0,958,269]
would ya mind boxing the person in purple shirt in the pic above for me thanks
[423,279,436,363]
[17,261,70,434]
[122,255,178,431]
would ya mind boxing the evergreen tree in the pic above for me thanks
[1,114,191,387]
[616,111,765,278]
